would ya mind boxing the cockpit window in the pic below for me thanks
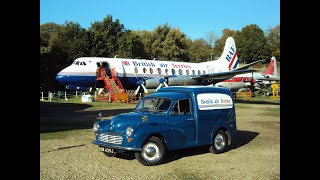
[83,62,86,65]
[75,61,79,65]
[80,62,83,65]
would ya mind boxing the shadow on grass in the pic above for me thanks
[40,102,134,133]
[161,130,259,164]
[115,130,260,164]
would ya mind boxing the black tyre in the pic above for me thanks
[209,130,228,154]
[135,136,166,166]
[103,152,122,158]
[103,152,116,157]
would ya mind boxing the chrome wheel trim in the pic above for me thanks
[214,134,226,151]
[142,142,160,162]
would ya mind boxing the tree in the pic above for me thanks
[236,24,270,63]
[40,23,63,55]
[161,28,189,61]
[135,30,155,59]
[213,29,238,57]
[150,24,171,60]
[188,38,212,62]
[50,21,90,64]
[266,25,280,62]
[88,15,125,57]
[204,31,218,59]
[117,30,145,59]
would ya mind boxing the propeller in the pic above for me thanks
[155,69,169,92]
[135,79,148,95]
[155,77,169,92]
[134,71,148,96]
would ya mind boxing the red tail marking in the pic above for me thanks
[264,59,274,75]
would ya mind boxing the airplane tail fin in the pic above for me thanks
[215,37,239,70]
[264,56,277,76]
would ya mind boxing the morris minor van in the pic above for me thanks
[92,86,237,166]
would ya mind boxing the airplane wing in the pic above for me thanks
[232,59,266,71]
[255,77,280,82]
[192,69,258,83]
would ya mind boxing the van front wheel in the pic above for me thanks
[209,130,228,154]
[135,136,166,166]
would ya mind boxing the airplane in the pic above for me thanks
[214,56,280,93]
[55,37,265,95]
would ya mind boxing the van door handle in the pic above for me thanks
[187,118,194,121]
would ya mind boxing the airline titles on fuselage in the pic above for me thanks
[131,61,192,69]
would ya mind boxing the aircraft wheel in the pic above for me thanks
[135,136,166,166]
[209,130,228,154]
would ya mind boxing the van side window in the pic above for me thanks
[171,99,191,115]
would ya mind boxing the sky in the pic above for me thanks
[40,0,280,40]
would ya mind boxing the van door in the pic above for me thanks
[168,98,196,148]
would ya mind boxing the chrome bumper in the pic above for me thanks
[92,140,141,151]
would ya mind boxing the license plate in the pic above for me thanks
[98,147,115,154]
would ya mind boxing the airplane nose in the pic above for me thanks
[55,73,68,85]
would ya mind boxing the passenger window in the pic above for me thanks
[179,69,183,75]
[134,67,138,74]
[143,68,147,74]
[203,70,206,74]
[171,69,176,75]
[192,70,195,75]
[149,68,153,74]
[170,99,191,115]
[165,69,168,74]
[198,70,201,75]
[157,68,162,75]
[186,69,189,75]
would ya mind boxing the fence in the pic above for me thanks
[40,91,97,102]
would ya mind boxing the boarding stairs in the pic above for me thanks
[95,68,125,102]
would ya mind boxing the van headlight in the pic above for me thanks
[93,122,100,132]
[126,126,134,137]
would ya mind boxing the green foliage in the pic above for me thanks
[50,21,90,64]
[40,23,63,55]
[236,24,270,63]
[40,22,63,47]
[188,38,211,62]
[213,28,238,57]
[135,24,191,61]
[116,30,145,58]
[266,25,280,61]
[88,15,125,57]
[161,28,190,61]
[135,30,154,59]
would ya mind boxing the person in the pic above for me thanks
[96,63,106,79]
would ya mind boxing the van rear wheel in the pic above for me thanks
[209,130,228,154]
[135,136,165,166]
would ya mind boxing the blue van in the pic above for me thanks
[92,86,237,166]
